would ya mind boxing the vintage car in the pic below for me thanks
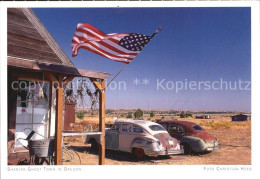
[86,120,184,159]
[158,120,220,154]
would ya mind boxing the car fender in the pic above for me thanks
[180,136,206,152]
[130,137,155,153]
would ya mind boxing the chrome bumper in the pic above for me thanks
[146,148,184,156]
[205,144,221,151]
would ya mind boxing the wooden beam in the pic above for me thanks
[48,82,53,138]
[8,70,18,154]
[45,72,57,82]
[8,56,111,80]
[63,76,74,88]
[98,79,105,165]
[44,72,59,89]
[77,68,110,80]
[90,78,103,92]
[54,75,63,165]
[90,78,106,165]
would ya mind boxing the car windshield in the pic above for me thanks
[193,125,204,130]
[149,125,166,131]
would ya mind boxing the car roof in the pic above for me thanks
[158,119,198,128]
[116,120,167,135]
[116,119,159,126]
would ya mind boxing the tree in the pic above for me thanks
[180,111,192,118]
[76,110,85,120]
[187,112,192,117]
[126,112,133,118]
[180,111,185,118]
[134,108,143,119]
[150,111,155,118]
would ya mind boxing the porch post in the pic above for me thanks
[90,78,106,165]
[99,79,105,165]
[54,75,63,165]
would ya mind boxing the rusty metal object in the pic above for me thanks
[158,120,220,153]
[63,100,76,131]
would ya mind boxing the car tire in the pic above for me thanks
[182,143,192,155]
[133,148,145,160]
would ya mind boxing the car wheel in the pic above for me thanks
[133,148,145,160]
[182,143,192,155]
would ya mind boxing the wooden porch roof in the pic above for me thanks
[8,8,111,80]
[8,56,110,80]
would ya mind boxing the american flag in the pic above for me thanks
[71,23,155,64]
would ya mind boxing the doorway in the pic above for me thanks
[15,80,50,151]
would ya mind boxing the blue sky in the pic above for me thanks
[33,7,251,111]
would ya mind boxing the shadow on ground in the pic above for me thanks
[66,145,176,163]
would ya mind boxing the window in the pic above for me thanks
[169,125,185,133]
[111,123,120,131]
[122,124,131,132]
[178,126,184,132]
[15,80,50,148]
[193,125,204,130]
[149,125,166,131]
[161,124,168,130]
[169,125,178,133]
[133,125,143,133]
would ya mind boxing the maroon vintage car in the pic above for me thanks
[158,119,220,154]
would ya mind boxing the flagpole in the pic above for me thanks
[104,26,162,90]
[151,26,162,38]
[105,63,128,89]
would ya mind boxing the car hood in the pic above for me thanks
[154,133,179,149]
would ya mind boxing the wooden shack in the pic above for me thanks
[7,8,109,165]
[231,114,251,121]
[195,115,210,119]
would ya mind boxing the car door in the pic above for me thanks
[168,124,184,139]
[106,123,120,150]
[119,123,134,152]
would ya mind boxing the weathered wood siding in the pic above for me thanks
[8,8,63,65]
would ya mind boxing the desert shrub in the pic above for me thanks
[150,111,155,118]
[180,111,192,118]
[126,112,133,118]
[186,112,192,117]
[202,121,231,129]
[76,110,85,120]
[106,109,113,114]
[180,111,186,118]
[134,108,143,118]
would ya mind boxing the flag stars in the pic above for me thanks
[118,33,152,51]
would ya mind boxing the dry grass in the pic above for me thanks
[63,113,251,165]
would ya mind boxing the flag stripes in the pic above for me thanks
[72,23,152,64]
